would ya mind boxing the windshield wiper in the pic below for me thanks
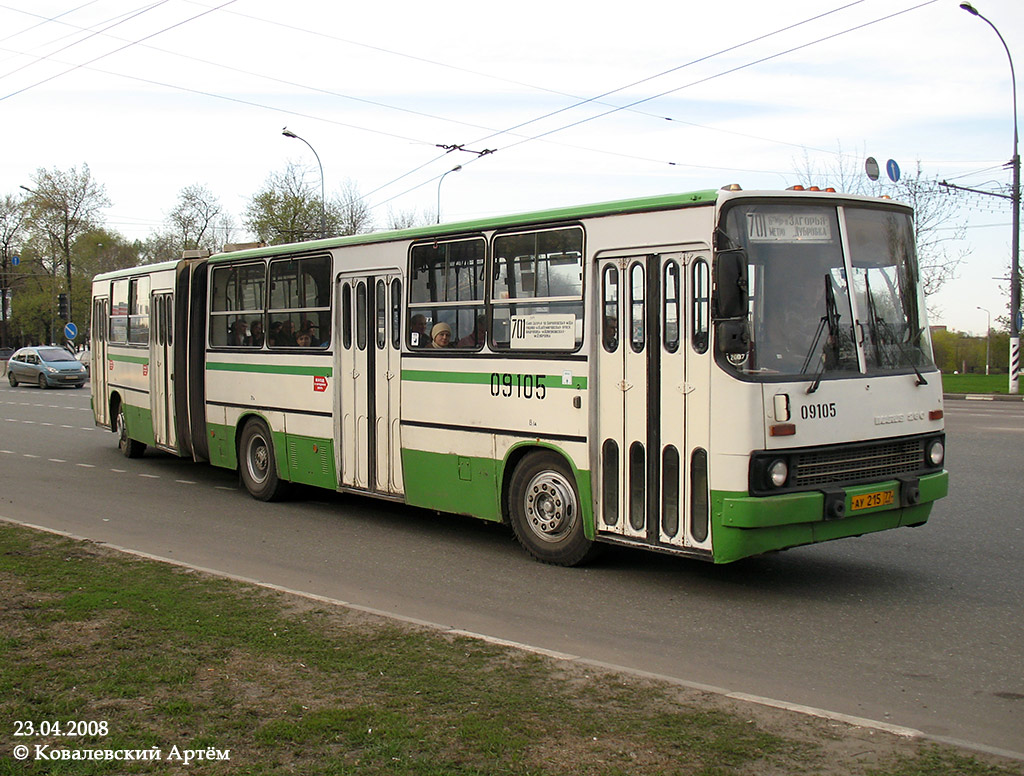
[804,276,840,394]
[862,274,928,386]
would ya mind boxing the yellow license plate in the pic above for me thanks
[851,490,895,511]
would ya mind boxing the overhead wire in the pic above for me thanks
[0,0,172,84]
[0,0,240,104]
[369,0,943,213]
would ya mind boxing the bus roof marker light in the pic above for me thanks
[720,183,743,191]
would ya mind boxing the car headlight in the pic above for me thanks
[46,367,58,373]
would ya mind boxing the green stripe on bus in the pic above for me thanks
[207,362,333,377]
[109,353,149,365]
[402,369,587,390]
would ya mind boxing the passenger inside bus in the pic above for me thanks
[250,320,264,347]
[431,322,452,348]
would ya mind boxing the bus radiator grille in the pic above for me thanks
[791,439,925,487]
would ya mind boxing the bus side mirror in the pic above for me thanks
[713,251,750,355]
[716,319,750,354]
[712,251,748,319]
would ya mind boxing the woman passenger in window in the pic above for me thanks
[431,322,452,348]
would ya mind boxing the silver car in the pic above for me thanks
[6,346,88,389]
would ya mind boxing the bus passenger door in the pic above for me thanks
[92,296,110,428]
[337,273,403,496]
[150,292,175,450]
[595,253,688,549]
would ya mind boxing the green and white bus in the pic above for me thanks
[89,186,947,565]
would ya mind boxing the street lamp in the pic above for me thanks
[978,305,991,375]
[281,127,327,240]
[960,2,1020,393]
[437,166,462,224]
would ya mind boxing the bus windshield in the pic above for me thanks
[719,202,934,380]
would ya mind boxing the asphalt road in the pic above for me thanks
[1,382,1021,756]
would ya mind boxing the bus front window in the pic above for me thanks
[719,202,933,380]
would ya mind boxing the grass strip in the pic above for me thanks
[941,373,1024,395]
[0,522,1020,776]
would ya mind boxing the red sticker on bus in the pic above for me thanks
[313,375,328,392]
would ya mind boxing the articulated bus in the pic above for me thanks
[89,187,947,565]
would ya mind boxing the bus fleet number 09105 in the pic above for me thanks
[490,373,547,400]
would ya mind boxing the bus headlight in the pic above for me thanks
[926,438,944,467]
[767,459,789,488]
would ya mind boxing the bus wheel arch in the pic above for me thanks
[111,393,145,458]
[237,416,289,502]
[504,446,598,566]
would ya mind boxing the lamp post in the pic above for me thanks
[960,2,1020,393]
[437,166,462,224]
[978,305,991,375]
[281,127,327,239]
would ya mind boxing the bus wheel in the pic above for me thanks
[508,452,597,566]
[116,405,145,458]
[239,419,288,502]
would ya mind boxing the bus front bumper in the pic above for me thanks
[710,470,948,563]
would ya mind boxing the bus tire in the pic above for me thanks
[116,404,145,458]
[507,451,597,566]
[239,419,288,502]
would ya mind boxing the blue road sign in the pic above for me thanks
[886,159,901,183]
[64,322,78,341]
[1015,311,1023,333]
[11,255,19,266]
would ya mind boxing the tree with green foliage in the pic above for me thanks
[21,164,111,328]
[0,193,27,348]
[244,163,373,245]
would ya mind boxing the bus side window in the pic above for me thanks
[629,262,644,353]
[407,237,486,350]
[602,264,618,352]
[342,283,352,350]
[692,259,710,354]
[663,260,680,353]
[390,278,401,350]
[268,254,330,349]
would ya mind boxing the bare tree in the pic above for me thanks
[166,184,226,253]
[386,206,434,230]
[793,149,967,301]
[334,179,373,236]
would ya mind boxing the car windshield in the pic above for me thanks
[38,348,77,363]
[719,202,933,380]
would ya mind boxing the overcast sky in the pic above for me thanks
[1,0,1021,334]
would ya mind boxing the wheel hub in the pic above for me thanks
[524,472,577,542]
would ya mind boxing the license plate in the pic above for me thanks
[851,490,895,511]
